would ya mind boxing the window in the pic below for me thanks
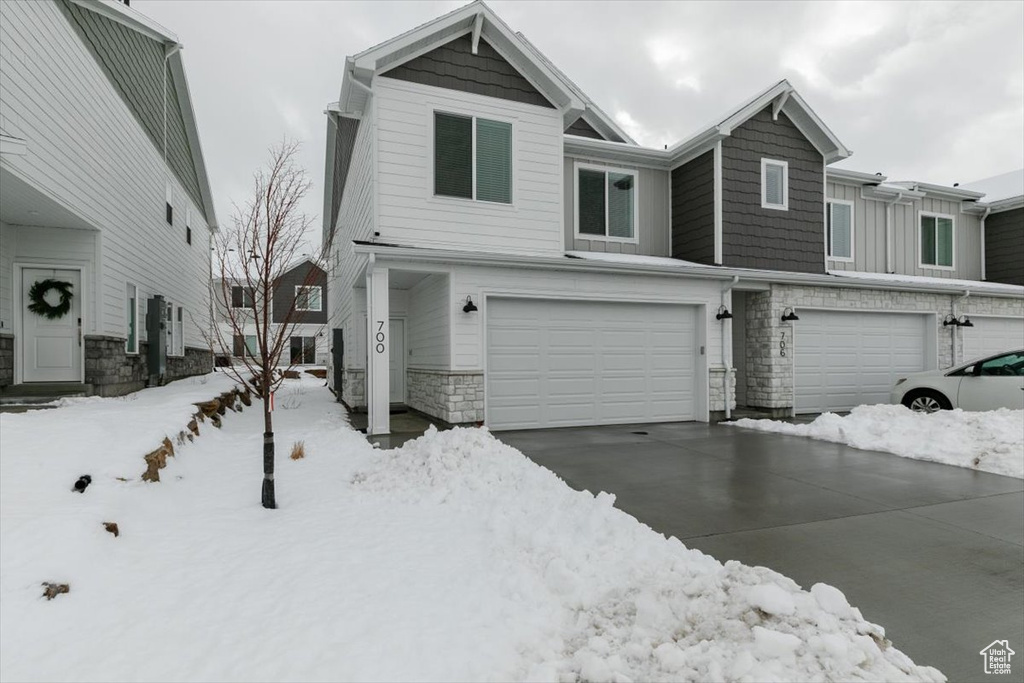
[290,336,317,364]
[434,112,512,204]
[761,158,788,210]
[186,207,192,245]
[244,335,258,357]
[827,201,854,261]
[976,352,1024,377]
[295,286,322,312]
[165,183,173,225]
[575,165,637,240]
[920,213,954,268]
[172,306,184,357]
[125,283,138,354]
[231,285,255,308]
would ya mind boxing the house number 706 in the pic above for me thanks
[375,320,386,354]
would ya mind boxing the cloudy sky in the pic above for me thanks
[136,0,1024,242]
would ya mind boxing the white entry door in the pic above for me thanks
[795,310,930,413]
[487,298,698,430]
[389,318,405,403]
[21,267,82,383]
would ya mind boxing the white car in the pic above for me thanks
[891,350,1024,412]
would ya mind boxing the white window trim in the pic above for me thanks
[917,211,956,271]
[171,304,184,357]
[573,161,641,244]
[430,108,516,207]
[760,158,789,211]
[125,282,139,355]
[294,285,323,312]
[826,199,855,263]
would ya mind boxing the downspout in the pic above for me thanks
[952,289,970,365]
[980,207,991,281]
[721,276,740,419]
[884,190,904,274]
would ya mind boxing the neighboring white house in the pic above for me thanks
[323,1,1024,434]
[0,0,218,396]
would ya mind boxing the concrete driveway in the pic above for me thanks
[498,421,1024,682]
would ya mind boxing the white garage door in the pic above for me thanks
[486,299,697,430]
[795,310,930,414]
[962,316,1024,361]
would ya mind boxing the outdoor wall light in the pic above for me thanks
[462,296,478,313]
[781,307,799,322]
[715,305,733,321]
[942,314,974,327]
[960,316,974,328]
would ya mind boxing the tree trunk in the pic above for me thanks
[261,375,276,509]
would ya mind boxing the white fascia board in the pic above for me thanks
[168,53,218,230]
[351,243,1024,299]
[563,136,672,169]
[827,167,887,185]
[718,80,791,134]
[323,114,338,237]
[982,196,1024,213]
[68,0,179,46]
[888,181,986,201]
[782,91,851,161]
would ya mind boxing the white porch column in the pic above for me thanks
[366,265,390,435]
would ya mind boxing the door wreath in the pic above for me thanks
[27,279,74,320]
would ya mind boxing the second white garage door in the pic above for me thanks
[486,298,698,430]
[795,310,931,414]
[962,316,1024,361]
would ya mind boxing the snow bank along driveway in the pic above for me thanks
[0,374,944,682]
[733,405,1024,479]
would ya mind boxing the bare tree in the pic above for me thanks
[208,140,321,509]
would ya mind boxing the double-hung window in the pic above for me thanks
[125,283,138,354]
[434,112,512,204]
[576,164,637,240]
[231,285,255,308]
[761,158,788,210]
[920,213,954,268]
[827,200,854,261]
[295,286,322,312]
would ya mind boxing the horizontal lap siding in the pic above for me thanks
[563,157,670,256]
[0,0,211,348]
[984,208,1023,286]
[671,151,715,264]
[374,77,564,257]
[721,107,825,273]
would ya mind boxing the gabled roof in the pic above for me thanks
[66,0,217,228]
[667,79,851,164]
[337,0,632,143]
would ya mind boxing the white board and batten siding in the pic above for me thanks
[0,0,212,348]
[374,77,564,257]
[794,309,937,414]
[826,181,983,281]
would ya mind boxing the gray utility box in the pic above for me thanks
[146,295,167,386]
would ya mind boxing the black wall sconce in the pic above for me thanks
[462,296,478,313]
[943,314,973,327]
[961,316,974,328]
[715,305,733,321]
[781,307,799,322]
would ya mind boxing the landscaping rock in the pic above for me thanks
[41,583,69,600]
[103,522,119,537]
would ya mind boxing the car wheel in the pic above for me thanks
[902,390,952,413]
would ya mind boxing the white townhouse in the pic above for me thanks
[0,0,218,396]
[323,1,1024,435]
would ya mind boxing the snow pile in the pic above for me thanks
[1,377,944,682]
[733,405,1024,478]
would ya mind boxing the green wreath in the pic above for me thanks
[27,279,74,320]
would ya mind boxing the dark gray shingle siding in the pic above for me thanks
[61,0,205,220]
[565,116,623,143]
[720,106,824,273]
[273,262,328,325]
[329,117,360,240]
[671,151,715,264]
[382,35,554,109]
[985,207,1024,286]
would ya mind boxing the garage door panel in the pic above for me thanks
[796,310,928,414]
[487,299,698,430]
[962,317,1024,361]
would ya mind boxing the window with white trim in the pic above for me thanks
[245,335,258,357]
[125,283,138,354]
[434,112,512,204]
[576,165,637,240]
[173,305,184,357]
[920,213,954,268]
[827,201,854,260]
[165,182,173,225]
[295,286,322,312]
[290,336,317,364]
[231,285,255,308]
[761,158,788,210]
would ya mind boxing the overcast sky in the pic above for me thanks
[136,0,1024,243]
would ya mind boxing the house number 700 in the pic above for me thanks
[375,320,386,354]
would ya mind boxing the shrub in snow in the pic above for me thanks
[289,441,305,460]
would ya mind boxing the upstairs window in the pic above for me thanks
[295,285,322,312]
[125,283,138,354]
[434,112,512,204]
[761,158,788,210]
[827,201,854,261]
[165,183,173,225]
[576,165,637,240]
[920,213,954,268]
[185,207,192,245]
[231,285,255,308]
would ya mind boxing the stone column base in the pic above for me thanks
[407,369,484,425]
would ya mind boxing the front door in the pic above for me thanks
[21,267,82,383]
[389,319,405,403]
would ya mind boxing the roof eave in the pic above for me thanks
[167,53,218,229]
[889,181,986,201]
[67,0,178,46]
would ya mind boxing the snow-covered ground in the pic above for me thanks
[1,375,944,682]
[733,405,1024,479]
